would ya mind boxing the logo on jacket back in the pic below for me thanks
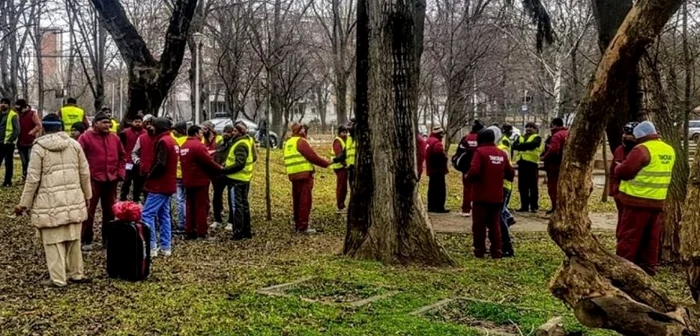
[468,141,478,148]
[180,148,189,156]
[489,155,504,164]
[658,154,673,165]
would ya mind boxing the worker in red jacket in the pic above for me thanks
[142,118,179,257]
[180,125,223,240]
[614,121,675,275]
[131,114,156,201]
[284,123,339,233]
[119,113,145,202]
[416,133,427,180]
[330,125,349,213]
[426,126,449,213]
[610,122,639,235]
[466,127,515,259]
[77,111,126,251]
[455,120,483,217]
[541,118,569,215]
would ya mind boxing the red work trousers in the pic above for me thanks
[472,202,502,259]
[546,168,559,208]
[185,186,210,237]
[617,206,663,275]
[292,177,314,231]
[82,180,118,245]
[462,175,472,213]
[614,196,624,237]
[334,169,348,210]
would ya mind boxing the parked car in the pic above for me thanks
[689,120,700,143]
[206,116,279,148]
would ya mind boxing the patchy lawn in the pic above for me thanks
[0,146,686,335]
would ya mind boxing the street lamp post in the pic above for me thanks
[193,32,204,125]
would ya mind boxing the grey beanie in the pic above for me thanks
[633,121,657,139]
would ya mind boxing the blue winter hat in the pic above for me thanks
[633,121,657,139]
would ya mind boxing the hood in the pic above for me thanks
[486,126,502,142]
[35,132,72,152]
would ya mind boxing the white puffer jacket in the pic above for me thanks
[19,132,92,229]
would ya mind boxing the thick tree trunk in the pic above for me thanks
[90,0,198,118]
[681,136,700,303]
[592,0,640,154]
[643,55,689,265]
[344,0,452,266]
[548,0,698,334]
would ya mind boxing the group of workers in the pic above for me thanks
[2,92,676,285]
[421,117,674,275]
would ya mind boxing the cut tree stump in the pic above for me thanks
[536,316,566,336]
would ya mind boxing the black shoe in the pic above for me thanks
[2,183,11,188]
[507,217,516,226]
[502,250,515,258]
[530,209,538,214]
[231,234,246,241]
[432,209,450,214]
[516,208,529,213]
[185,233,197,240]
[545,209,555,215]
[244,232,253,239]
[173,229,185,235]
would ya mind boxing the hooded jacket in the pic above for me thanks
[287,130,331,181]
[614,134,666,210]
[180,136,222,187]
[122,126,144,164]
[144,118,178,194]
[542,127,569,168]
[19,132,92,229]
[466,129,515,204]
[426,134,448,176]
[78,128,126,182]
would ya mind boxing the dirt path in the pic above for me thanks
[430,211,617,234]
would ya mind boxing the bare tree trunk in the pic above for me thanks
[90,0,198,118]
[643,55,689,265]
[601,134,608,203]
[34,3,43,116]
[548,0,698,333]
[344,0,452,266]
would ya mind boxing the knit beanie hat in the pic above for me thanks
[633,121,657,139]
[93,111,109,122]
[42,113,64,133]
[486,126,502,143]
[477,128,495,145]
[290,122,303,135]
[152,117,172,134]
[173,121,187,135]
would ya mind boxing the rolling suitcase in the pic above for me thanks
[106,220,151,281]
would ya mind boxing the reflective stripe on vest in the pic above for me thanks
[226,137,255,182]
[60,106,85,127]
[497,143,512,190]
[4,110,17,143]
[172,133,188,179]
[516,134,542,163]
[619,140,675,201]
[329,136,346,170]
[284,136,314,175]
[346,136,356,166]
[110,119,119,133]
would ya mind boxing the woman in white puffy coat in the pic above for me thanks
[15,113,92,287]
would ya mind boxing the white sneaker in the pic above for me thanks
[210,222,221,230]
[150,248,159,258]
[162,249,172,257]
[460,212,471,218]
[81,244,93,252]
[225,223,233,231]
[302,228,317,234]
[336,208,347,214]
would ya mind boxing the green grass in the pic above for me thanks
[0,147,682,335]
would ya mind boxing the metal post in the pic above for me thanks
[195,42,201,125]
[119,76,123,120]
[111,82,115,112]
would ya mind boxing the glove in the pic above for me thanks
[332,156,343,164]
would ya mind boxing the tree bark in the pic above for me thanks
[548,0,698,333]
[592,0,641,154]
[344,0,452,266]
[90,0,198,118]
[642,54,689,265]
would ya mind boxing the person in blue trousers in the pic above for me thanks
[170,121,188,234]
[141,118,179,257]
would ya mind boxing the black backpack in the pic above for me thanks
[451,139,473,173]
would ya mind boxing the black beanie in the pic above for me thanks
[42,113,64,133]
[94,111,109,122]
[152,117,172,134]
[173,121,187,135]
[476,129,495,145]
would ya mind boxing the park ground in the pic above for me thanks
[0,144,692,335]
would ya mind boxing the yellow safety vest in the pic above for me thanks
[60,106,85,127]
[110,119,119,133]
[497,142,512,191]
[226,137,255,182]
[516,134,543,163]
[619,140,676,201]
[201,134,223,146]
[329,136,346,170]
[346,135,356,166]
[4,110,17,143]
[284,136,314,175]
[171,133,188,179]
